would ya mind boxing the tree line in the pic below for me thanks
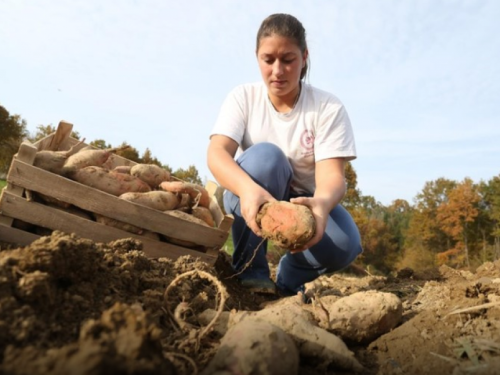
[0,105,202,184]
[2,104,499,273]
[343,166,500,274]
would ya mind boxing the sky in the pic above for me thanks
[1,0,499,206]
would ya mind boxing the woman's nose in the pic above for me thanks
[272,60,284,76]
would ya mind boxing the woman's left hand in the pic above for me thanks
[288,196,329,253]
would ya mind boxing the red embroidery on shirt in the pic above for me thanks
[300,130,314,156]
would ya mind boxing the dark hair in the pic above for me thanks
[256,13,309,80]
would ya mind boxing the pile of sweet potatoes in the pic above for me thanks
[31,143,217,241]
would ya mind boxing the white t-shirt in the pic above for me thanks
[211,82,357,195]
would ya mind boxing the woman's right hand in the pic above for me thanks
[239,183,276,236]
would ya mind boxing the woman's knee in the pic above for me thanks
[237,143,293,198]
[309,207,362,270]
[237,143,292,180]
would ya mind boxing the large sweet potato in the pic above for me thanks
[201,319,299,375]
[319,291,403,344]
[62,145,129,177]
[130,164,170,189]
[119,191,179,211]
[71,166,151,196]
[256,201,316,250]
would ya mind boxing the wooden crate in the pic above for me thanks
[0,121,233,265]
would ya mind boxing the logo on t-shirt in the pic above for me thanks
[300,129,314,156]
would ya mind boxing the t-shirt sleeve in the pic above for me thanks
[210,86,247,145]
[314,99,357,162]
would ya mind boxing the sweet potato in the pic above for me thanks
[163,210,209,227]
[256,201,316,250]
[130,164,171,189]
[159,181,210,208]
[71,166,151,196]
[176,193,193,210]
[201,319,299,375]
[119,191,179,211]
[34,192,72,209]
[112,165,132,174]
[191,206,215,227]
[199,302,364,373]
[33,139,84,174]
[319,291,403,344]
[61,145,129,177]
[94,214,144,234]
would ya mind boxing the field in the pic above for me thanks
[0,231,499,375]
[0,180,6,189]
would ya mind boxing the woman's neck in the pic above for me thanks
[268,83,301,113]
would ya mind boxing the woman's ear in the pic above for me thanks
[302,49,309,67]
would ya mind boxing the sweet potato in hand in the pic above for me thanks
[256,201,316,250]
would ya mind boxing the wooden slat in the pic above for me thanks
[7,159,227,248]
[0,141,38,227]
[206,180,234,232]
[0,191,216,263]
[0,223,40,247]
[47,121,73,151]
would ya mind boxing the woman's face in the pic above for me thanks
[257,34,307,101]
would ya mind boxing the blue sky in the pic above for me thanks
[1,0,499,205]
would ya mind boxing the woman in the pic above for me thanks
[207,13,362,295]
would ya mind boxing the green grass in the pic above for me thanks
[223,232,234,255]
[0,180,6,189]
[221,231,285,265]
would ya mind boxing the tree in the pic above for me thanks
[0,105,28,174]
[384,199,413,251]
[479,175,500,260]
[115,142,140,163]
[172,165,202,185]
[140,148,162,166]
[436,178,480,268]
[352,207,398,274]
[343,162,361,210]
[406,178,456,251]
[401,178,456,269]
[89,139,111,149]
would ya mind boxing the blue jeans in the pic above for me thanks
[223,142,363,294]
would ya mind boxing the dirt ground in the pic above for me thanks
[1,231,499,375]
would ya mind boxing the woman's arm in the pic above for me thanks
[207,135,275,234]
[290,157,346,252]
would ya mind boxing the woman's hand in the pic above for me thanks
[239,184,276,236]
[208,136,276,235]
[288,196,330,253]
[287,158,347,253]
